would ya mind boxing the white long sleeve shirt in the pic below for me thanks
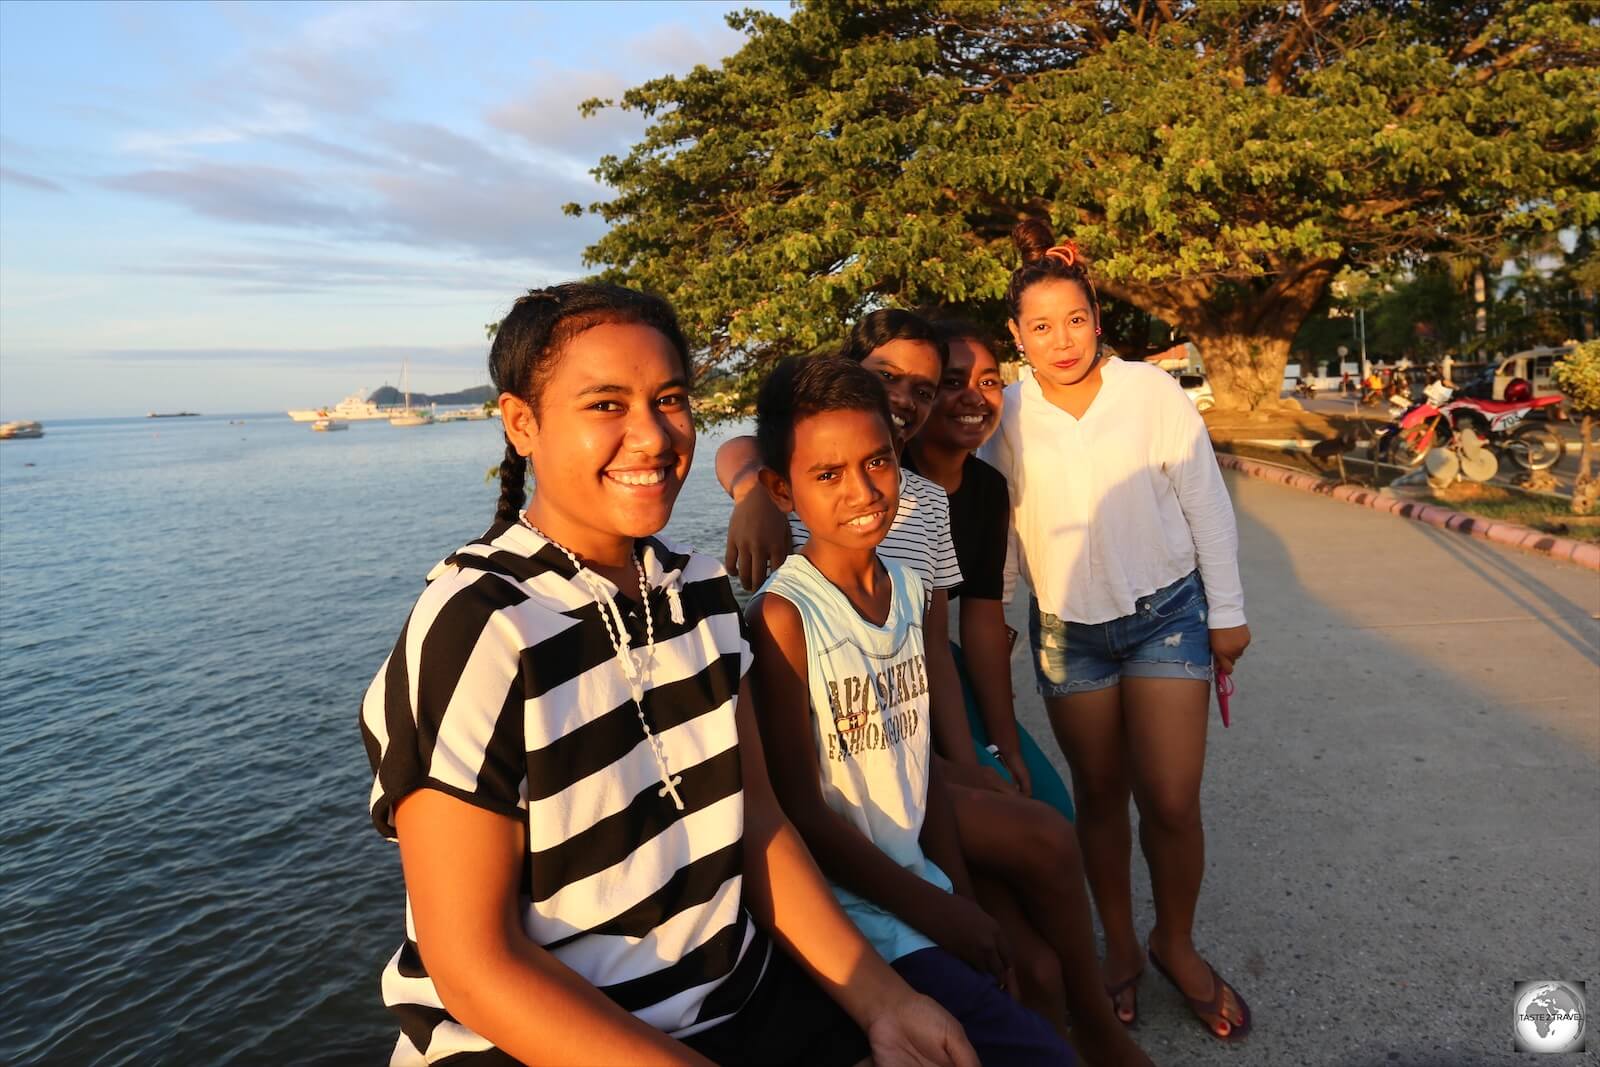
[981,358,1246,628]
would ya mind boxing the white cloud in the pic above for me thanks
[140,246,535,296]
[0,166,64,192]
[487,70,644,161]
[299,2,427,52]
[623,18,749,71]
[101,162,355,228]
[118,101,313,157]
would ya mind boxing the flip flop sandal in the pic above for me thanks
[1104,968,1143,1027]
[1147,945,1252,1041]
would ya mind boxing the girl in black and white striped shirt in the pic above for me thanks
[361,283,975,1067]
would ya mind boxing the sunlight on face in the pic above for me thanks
[781,407,899,550]
[920,336,1003,453]
[1008,278,1099,392]
[860,339,941,449]
[517,321,694,558]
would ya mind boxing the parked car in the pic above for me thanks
[1175,372,1214,412]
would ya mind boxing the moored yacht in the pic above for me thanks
[287,391,388,422]
[0,420,44,439]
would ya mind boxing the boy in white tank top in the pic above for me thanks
[746,356,1075,1066]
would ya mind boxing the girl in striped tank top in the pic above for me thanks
[361,283,975,1067]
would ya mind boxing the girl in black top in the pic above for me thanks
[902,321,1073,817]
[903,323,1154,1067]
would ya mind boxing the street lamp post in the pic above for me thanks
[1358,306,1369,378]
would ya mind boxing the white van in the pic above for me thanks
[1494,345,1568,402]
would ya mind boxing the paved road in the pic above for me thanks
[1002,470,1600,1066]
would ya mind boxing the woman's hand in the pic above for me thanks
[939,756,1017,795]
[865,994,981,1067]
[992,745,1032,797]
[1209,624,1251,675]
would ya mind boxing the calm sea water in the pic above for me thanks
[0,413,747,1066]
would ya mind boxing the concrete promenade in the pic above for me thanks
[1004,471,1600,1066]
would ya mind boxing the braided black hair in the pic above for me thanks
[489,282,690,523]
[1004,218,1100,324]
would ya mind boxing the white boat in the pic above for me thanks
[389,361,434,427]
[0,420,44,439]
[436,407,491,423]
[311,418,348,432]
[287,391,388,422]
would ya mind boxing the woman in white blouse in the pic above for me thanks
[981,219,1253,1043]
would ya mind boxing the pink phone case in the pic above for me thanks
[1216,669,1233,728]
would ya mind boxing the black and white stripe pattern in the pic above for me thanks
[361,523,768,1064]
[790,468,962,592]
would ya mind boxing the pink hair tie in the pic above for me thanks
[1043,242,1080,268]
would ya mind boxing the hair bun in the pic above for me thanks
[1011,218,1057,265]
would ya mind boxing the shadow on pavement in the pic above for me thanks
[1404,523,1598,667]
[1006,471,1599,1067]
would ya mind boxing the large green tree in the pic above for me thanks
[572,0,1599,410]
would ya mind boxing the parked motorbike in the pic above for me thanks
[1374,378,1566,470]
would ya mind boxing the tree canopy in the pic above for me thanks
[572,0,1600,410]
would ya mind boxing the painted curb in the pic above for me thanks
[1215,452,1600,573]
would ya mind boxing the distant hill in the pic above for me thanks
[369,384,495,407]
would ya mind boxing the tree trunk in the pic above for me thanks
[1189,332,1295,411]
[1110,260,1335,412]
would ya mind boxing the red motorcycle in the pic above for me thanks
[1377,378,1566,470]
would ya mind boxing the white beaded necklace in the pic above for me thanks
[520,514,685,810]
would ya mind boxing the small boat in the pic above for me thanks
[0,420,44,439]
[311,418,348,432]
[388,360,434,427]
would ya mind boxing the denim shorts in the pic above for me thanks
[1030,570,1213,697]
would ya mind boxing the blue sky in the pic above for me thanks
[0,1,775,418]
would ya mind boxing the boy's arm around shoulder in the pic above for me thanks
[715,434,762,500]
[716,436,792,591]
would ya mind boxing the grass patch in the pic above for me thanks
[1424,483,1600,543]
